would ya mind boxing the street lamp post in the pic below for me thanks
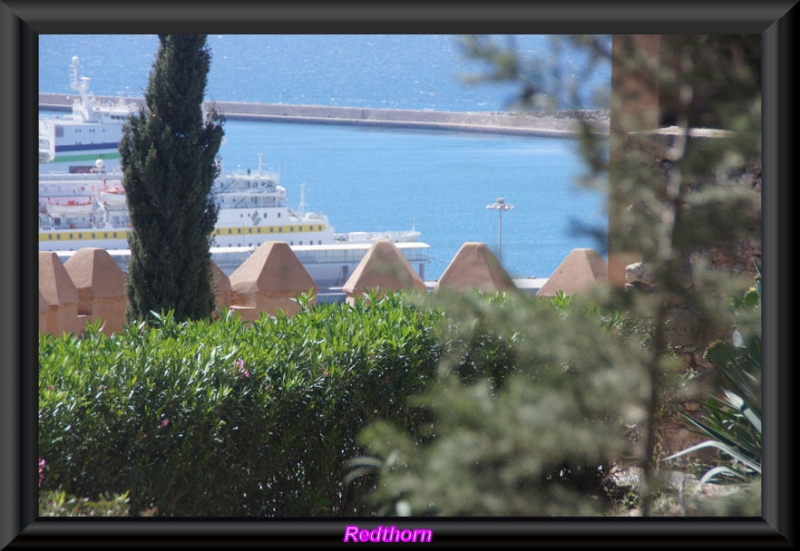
[486,197,514,264]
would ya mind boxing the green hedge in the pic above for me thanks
[39,292,444,517]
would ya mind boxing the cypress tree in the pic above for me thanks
[120,34,225,323]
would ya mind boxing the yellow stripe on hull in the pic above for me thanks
[38,224,328,242]
[214,224,327,236]
[39,230,129,242]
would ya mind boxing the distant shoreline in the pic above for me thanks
[39,93,609,139]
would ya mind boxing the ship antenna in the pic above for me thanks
[298,183,307,217]
[71,56,79,90]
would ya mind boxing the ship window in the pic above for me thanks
[299,241,303,245]
[237,229,241,234]
[248,228,252,233]
[278,227,282,232]
[318,240,322,245]
[277,213,281,218]
[269,227,273,233]
[56,127,64,137]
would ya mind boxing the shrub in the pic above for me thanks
[39,293,444,517]
[38,490,132,517]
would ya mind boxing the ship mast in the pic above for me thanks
[70,56,96,123]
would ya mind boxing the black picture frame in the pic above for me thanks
[2,1,795,547]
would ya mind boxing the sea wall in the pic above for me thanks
[39,93,609,138]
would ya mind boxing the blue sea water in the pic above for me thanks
[39,34,610,281]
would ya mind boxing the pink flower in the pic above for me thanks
[160,419,170,428]
[235,358,250,378]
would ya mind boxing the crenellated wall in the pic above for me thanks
[39,243,608,336]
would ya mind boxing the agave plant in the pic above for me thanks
[667,264,762,488]
[667,382,761,486]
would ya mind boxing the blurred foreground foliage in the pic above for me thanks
[352,289,653,516]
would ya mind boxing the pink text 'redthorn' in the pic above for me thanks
[343,525,433,543]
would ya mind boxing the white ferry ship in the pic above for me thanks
[39,157,428,287]
[39,58,429,287]
[39,57,138,175]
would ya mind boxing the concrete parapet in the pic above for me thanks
[63,248,128,335]
[229,241,318,319]
[342,240,427,305]
[434,242,517,294]
[536,248,608,297]
[39,251,81,335]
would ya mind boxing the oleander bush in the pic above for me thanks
[38,458,134,517]
[38,490,133,517]
[39,291,446,517]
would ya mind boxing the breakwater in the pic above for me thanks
[39,93,609,138]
